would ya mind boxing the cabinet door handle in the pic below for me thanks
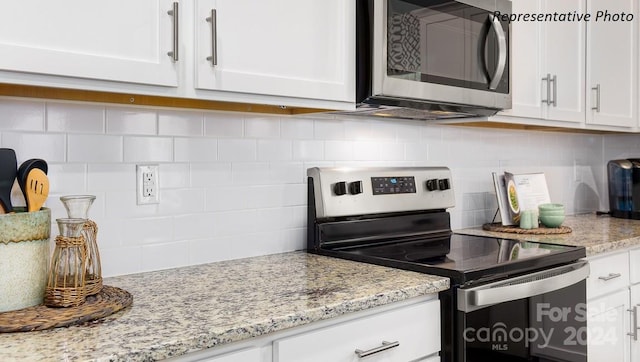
[628,306,639,341]
[591,84,601,112]
[354,341,400,358]
[206,9,217,66]
[541,74,550,105]
[550,75,557,107]
[598,273,622,281]
[167,2,179,61]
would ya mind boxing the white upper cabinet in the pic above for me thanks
[194,0,354,103]
[542,0,586,124]
[0,1,355,111]
[0,0,179,87]
[504,0,585,124]
[586,0,637,128]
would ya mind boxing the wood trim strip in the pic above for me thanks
[0,83,330,115]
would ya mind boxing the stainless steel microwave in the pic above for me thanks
[352,0,512,120]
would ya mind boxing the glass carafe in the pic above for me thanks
[45,218,87,307]
[60,195,102,296]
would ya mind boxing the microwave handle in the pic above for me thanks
[487,15,507,90]
[458,260,590,313]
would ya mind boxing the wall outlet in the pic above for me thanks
[136,164,159,205]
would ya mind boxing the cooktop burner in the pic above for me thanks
[335,233,584,285]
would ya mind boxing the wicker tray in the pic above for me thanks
[0,285,132,333]
[483,223,572,235]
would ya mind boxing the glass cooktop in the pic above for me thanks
[334,233,586,285]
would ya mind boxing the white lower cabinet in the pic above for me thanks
[587,289,630,362]
[586,248,640,361]
[199,347,263,362]
[167,296,440,362]
[273,298,440,362]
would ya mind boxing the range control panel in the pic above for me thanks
[308,167,455,218]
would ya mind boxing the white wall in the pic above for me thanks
[0,98,608,276]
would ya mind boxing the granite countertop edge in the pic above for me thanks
[172,278,450,357]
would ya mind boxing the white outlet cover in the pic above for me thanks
[136,164,159,205]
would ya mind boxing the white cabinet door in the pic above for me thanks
[273,299,440,362]
[194,0,354,103]
[542,0,586,123]
[631,284,640,362]
[199,347,262,362]
[588,289,630,362]
[586,0,637,128]
[501,0,544,118]
[0,0,178,87]
[500,0,585,125]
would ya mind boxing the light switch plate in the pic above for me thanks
[136,164,159,205]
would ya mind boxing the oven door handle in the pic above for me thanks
[458,260,589,313]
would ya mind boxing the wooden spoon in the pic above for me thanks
[25,168,49,212]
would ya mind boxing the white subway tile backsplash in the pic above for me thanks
[244,115,280,138]
[281,117,314,139]
[191,163,232,187]
[174,213,215,240]
[314,119,345,140]
[101,246,142,277]
[123,217,174,245]
[2,132,66,162]
[0,98,617,276]
[158,110,204,136]
[354,141,381,161]
[106,107,157,135]
[158,189,207,215]
[174,137,217,162]
[205,186,248,212]
[218,139,256,161]
[47,164,87,195]
[160,163,190,189]
[47,102,105,133]
[324,140,354,160]
[88,164,135,192]
[0,99,45,131]
[123,136,173,162]
[141,241,189,272]
[293,140,324,161]
[404,143,429,161]
[68,135,123,163]
[257,140,292,161]
[204,113,244,138]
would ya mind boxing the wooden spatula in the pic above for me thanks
[25,168,49,212]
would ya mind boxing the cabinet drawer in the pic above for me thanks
[629,248,640,285]
[273,299,440,362]
[587,252,630,300]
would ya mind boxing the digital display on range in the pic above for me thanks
[371,176,416,195]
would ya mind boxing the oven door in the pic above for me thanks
[372,0,511,109]
[457,261,590,361]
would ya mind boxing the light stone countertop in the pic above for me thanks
[0,251,449,361]
[456,213,640,256]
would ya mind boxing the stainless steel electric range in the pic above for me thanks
[306,167,589,362]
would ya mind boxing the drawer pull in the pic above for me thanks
[355,340,399,358]
[598,273,622,281]
[628,306,639,341]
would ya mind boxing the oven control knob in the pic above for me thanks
[438,178,451,190]
[349,181,363,195]
[333,181,347,196]
[426,179,438,191]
